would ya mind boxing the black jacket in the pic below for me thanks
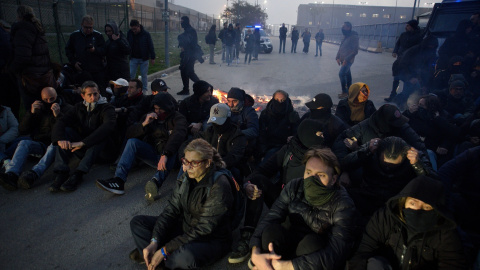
[52,98,116,148]
[291,29,299,41]
[201,124,246,168]
[19,98,72,145]
[65,28,106,72]
[349,179,466,270]
[436,90,476,124]
[398,43,437,89]
[127,25,155,60]
[205,30,217,45]
[178,25,198,57]
[223,28,236,47]
[152,167,234,253]
[250,178,357,270]
[178,95,219,125]
[10,21,51,75]
[300,112,348,148]
[105,22,130,81]
[230,106,259,140]
[127,94,178,126]
[335,99,376,127]
[279,26,287,39]
[393,29,422,57]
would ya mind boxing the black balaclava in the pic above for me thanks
[403,208,439,233]
[181,16,190,29]
[270,90,290,115]
[213,118,232,134]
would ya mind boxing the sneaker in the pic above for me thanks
[209,62,216,65]
[96,177,125,195]
[315,54,318,57]
[129,248,145,264]
[60,172,84,192]
[145,178,162,202]
[18,170,39,189]
[248,258,255,269]
[338,93,348,99]
[177,89,189,95]
[49,172,69,192]
[228,230,253,264]
[0,172,18,191]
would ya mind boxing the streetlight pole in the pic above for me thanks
[330,0,335,28]
[164,0,169,67]
[412,0,418,20]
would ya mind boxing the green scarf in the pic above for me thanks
[303,176,337,207]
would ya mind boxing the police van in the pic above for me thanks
[240,25,273,54]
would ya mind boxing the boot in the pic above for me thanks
[177,89,190,95]
[60,171,84,192]
[228,229,253,263]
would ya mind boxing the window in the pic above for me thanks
[372,14,379,18]
[383,14,390,18]
[400,15,406,19]
[346,12,353,17]
[360,13,367,17]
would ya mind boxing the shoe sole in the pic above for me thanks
[145,180,160,202]
[96,181,125,195]
[228,252,251,264]
[247,258,255,269]
[18,178,33,190]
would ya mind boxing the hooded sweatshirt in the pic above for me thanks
[104,21,131,81]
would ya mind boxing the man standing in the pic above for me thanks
[224,24,236,66]
[127,19,155,93]
[218,22,228,63]
[234,23,242,64]
[177,16,200,95]
[336,22,359,99]
[385,20,422,102]
[65,15,106,96]
[279,23,287,54]
[290,26,299,53]
[315,28,325,57]
[253,28,261,60]
[301,28,311,54]
[50,81,116,192]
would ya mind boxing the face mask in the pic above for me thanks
[402,208,438,233]
[271,100,287,114]
[310,108,330,119]
[417,107,433,121]
[342,29,351,36]
[157,111,168,121]
[181,21,188,29]
[213,120,231,134]
[303,176,336,207]
[230,100,244,113]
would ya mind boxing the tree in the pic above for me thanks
[222,1,268,27]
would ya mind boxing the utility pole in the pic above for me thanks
[164,0,170,67]
[412,0,418,20]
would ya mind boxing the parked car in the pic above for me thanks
[240,26,273,54]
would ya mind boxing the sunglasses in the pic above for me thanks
[181,158,206,168]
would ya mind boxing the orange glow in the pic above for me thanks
[213,89,274,113]
[213,89,228,103]
[130,0,135,10]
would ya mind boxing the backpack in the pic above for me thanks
[195,44,204,63]
[208,168,245,229]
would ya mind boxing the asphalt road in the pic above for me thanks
[0,37,398,270]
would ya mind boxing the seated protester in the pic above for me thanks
[332,104,432,173]
[300,93,348,147]
[178,80,219,135]
[437,19,475,71]
[127,78,177,126]
[467,58,480,100]
[436,74,476,126]
[111,79,144,147]
[258,90,300,163]
[438,146,480,266]
[0,105,19,162]
[349,176,467,270]
[455,119,480,155]
[335,82,376,127]
[107,78,129,103]
[226,87,259,142]
[50,81,116,192]
[249,148,357,270]
[432,56,467,93]
[345,136,430,218]
[96,92,187,199]
[227,119,326,264]
[403,94,461,168]
[0,87,72,191]
[129,139,234,269]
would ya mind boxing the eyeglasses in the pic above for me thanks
[181,158,206,168]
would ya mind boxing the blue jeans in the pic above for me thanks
[316,42,322,56]
[225,45,234,64]
[115,138,175,185]
[5,139,56,176]
[279,38,286,53]
[129,58,149,91]
[339,62,353,93]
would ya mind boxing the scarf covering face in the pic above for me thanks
[303,176,337,207]
[348,82,370,123]
[402,208,439,233]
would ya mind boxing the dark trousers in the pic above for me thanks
[130,215,230,269]
[53,128,105,174]
[180,54,200,92]
[291,40,298,53]
[260,223,326,259]
[235,43,241,59]
[303,41,310,53]
[279,38,286,53]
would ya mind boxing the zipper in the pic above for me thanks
[217,134,222,152]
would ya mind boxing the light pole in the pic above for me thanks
[330,0,335,28]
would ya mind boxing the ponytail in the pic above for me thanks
[212,149,226,168]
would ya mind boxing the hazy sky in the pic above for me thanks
[173,0,442,25]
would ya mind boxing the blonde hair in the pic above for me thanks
[17,5,43,33]
[184,139,226,168]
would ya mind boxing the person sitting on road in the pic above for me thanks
[335,82,376,127]
[249,148,357,270]
[96,92,187,199]
[0,87,72,191]
[178,80,219,136]
[349,176,467,269]
[107,78,128,103]
[128,138,235,269]
[0,105,19,167]
[50,81,116,192]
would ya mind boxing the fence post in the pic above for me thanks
[37,0,43,24]
[52,1,64,64]
[125,0,129,34]
[165,0,169,67]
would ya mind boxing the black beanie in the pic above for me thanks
[227,87,246,101]
[152,92,175,113]
[193,80,212,97]
[305,93,333,110]
[407,19,419,29]
[297,119,326,148]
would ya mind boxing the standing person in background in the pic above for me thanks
[104,20,131,83]
[0,20,19,119]
[177,16,200,95]
[315,29,325,57]
[218,22,228,63]
[127,19,155,93]
[301,28,311,54]
[291,26,299,53]
[234,23,242,64]
[336,22,359,99]
[244,29,255,64]
[279,23,287,54]
[253,28,261,61]
[224,24,236,66]
[205,25,217,65]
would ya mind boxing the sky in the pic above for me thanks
[172,0,443,25]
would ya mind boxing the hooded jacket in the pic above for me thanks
[52,97,116,148]
[65,27,106,72]
[179,95,219,125]
[0,106,19,152]
[299,111,348,148]
[230,103,259,140]
[250,178,358,270]
[349,176,466,270]
[201,123,247,168]
[335,83,376,127]
[104,21,131,81]
[127,25,155,61]
[393,28,422,58]
[126,93,187,156]
[152,166,234,253]
[178,22,198,57]
[336,30,359,64]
